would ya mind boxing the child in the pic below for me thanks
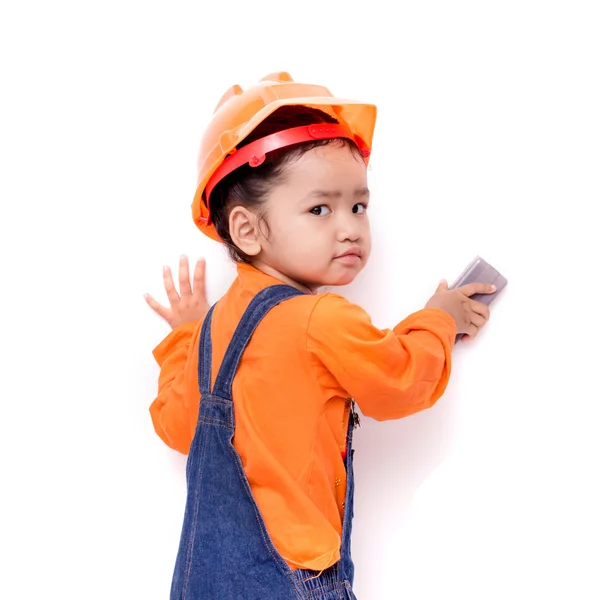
[145,72,494,600]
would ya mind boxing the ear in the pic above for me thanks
[229,206,263,257]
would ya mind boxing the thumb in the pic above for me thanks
[435,279,449,293]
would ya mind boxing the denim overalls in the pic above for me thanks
[170,285,359,599]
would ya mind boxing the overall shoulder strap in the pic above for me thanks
[197,303,217,396]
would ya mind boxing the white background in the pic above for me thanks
[1,1,599,598]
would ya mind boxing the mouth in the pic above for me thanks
[334,247,363,263]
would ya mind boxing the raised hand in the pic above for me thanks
[145,255,209,329]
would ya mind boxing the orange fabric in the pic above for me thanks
[150,263,457,571]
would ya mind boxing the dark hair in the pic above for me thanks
[209,105,363,263]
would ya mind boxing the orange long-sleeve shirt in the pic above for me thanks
[150,263,457,571]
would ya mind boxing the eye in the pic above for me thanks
[310,205,331,216]
[352,203,368,214]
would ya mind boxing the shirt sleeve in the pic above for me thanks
[149,320,202,454]
[306,293,457,421]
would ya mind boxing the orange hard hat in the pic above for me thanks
[191,72,377,242]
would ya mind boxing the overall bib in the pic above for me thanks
[170,285,359,600]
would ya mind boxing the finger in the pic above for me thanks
[462,322,479,341]
[163,265,180,306]
[192,258,206,298]
[469,311,487,329]
[144,293,172,323]
[469,299,491,320]
[178,255,192,297]
[435,279,449,293]
[459,282,496,297]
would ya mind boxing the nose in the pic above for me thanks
[335,211,361,242]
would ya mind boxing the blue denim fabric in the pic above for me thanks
[170,285,358,600]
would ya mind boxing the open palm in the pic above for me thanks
[145,255,209,329]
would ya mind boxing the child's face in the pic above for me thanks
[257,143,371,290]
